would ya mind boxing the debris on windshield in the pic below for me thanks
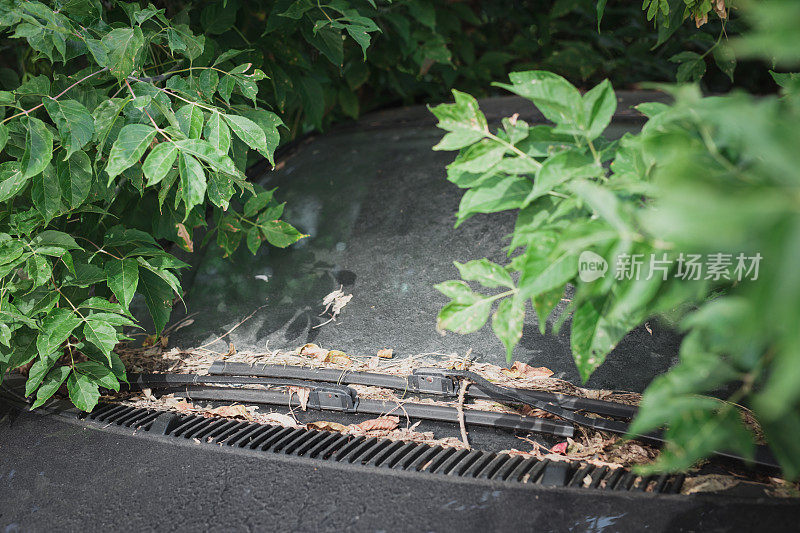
[681,475,741,495]
[502,361,554,380]
[314,287,352,328]
[350,416,400,434]
[550,441,568,454]
[299,343,328,359]
[208,404,252,420]
[287,386,310,410]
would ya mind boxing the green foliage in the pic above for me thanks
[0,0,310,412]
[431,0,800,478]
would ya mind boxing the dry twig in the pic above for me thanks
[457,378,471,449]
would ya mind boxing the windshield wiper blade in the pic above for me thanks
[206,361,638,419]
[200,362,781,470]
[129,380,575,438]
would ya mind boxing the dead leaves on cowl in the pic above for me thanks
[297,343,395,365]
[298,343,351,364]
[501,361,554,379]
[307,416,400,435]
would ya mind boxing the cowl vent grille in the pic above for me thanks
[82,403,683,493]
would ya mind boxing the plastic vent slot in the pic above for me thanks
[79,404,684,493]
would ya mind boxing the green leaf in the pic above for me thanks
[447,140,506,173]
[246,226,261,255]
[84,312,137,328]
[203,113,231,154]
[524,150,599,207]
[345,23,374,60]
[0,123,7,153]
[31,165,62,224]
[454,258,514,289]
[217,74,235,104]
[0,323,10,347]
[67,371,101,412]
[82,319,119,363]
[206,172,234,209]
[222,113,269,158]
[494,71,583,127]
[309,26,344,66]
[25,354,58,396]
[178,153,207,212]
[437,298,493,334]
[670,52,707,84]
[570,296,635,382]
[104,257,139,310]
[238,109,283,166]
[430,89,488,150]
[596,0,607,30]
[31,230,81,252]
[456,174,530,226]
[142,142,178,186]
[31,365,70,409]
[0,162,29,202]
[173,138,238,176]
[167,25,205,60]
[102,27,145,79]
[138,267,174,335]
[105,124,156,182]
[57,150,92,209]
[244,189,275,217]
[176,104,204,139]
[74,360,120,391]
[43,98,94,158]
[260,220,307,248]
[36,308,81,358]
[582,79,616,140]
[434,280,482,304]
[492,295,526,361]
[20,117,53,179]
[567,179,630,235]
[199,68,219,98]
[714,46,736,82]
[533,287,563,334]
[517,246,578,302]
[26,253,52,288]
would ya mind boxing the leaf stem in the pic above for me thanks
[1,68,108,124]
[485,131,543,169]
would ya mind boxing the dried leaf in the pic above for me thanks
[377,348,393,359]
[502,361,554,379]
[324,350,351,365]
[299,343,329,360]
[261,412,299,427]
[314,287,352,327]
[308,420,348,432]
[208,404,252,420]
[175,223,194,252]
[551,441,568,454]
[714,0,727,19]
[349,416,400,433]
[288,386,310,410]
[174,399,193,412]
[682,474,741,495]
